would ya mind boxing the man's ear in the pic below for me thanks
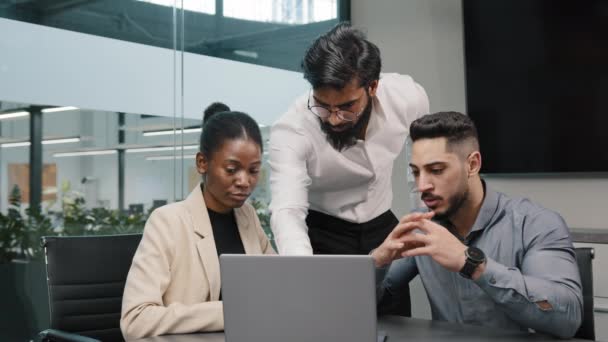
[196,152,208,175]
[368,79,379,97]
[467,151,482,177]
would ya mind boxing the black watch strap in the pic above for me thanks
[459,259,478,279]
[459,247,486,279]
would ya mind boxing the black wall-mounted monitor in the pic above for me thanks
[463,0,608,173]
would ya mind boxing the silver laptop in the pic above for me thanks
[220,254,384,342]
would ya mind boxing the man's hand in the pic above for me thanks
[398,219,468,272]
[371,212,434,267]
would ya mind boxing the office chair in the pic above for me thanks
[39,234,142,342]
[574,247,595,341]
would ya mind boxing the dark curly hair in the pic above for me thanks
[302,22,381,90]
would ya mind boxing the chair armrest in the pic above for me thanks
[38,329,101,342]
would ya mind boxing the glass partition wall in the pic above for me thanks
[0,0,347,339]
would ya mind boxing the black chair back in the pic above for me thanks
[574,247,595,341]
[42,234,142,341]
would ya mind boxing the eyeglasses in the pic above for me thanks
[307,90,367,122]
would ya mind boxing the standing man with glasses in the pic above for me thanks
[268,23,428,315]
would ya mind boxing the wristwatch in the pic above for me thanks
[459,246,486,279]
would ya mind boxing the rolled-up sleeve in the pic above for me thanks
[473,210,583,338]
[268,121,313,255]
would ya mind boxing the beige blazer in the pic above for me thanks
[120,185,275,340]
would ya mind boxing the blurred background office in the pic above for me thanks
[1,0,607,341]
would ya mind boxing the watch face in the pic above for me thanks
[467,247,485,262]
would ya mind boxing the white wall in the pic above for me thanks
[352,0,608,230]
[0,17,308,125]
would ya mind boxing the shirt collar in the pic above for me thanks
[366,83,388,132]
[469,179,500,233]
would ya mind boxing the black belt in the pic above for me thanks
[306,209,396,233]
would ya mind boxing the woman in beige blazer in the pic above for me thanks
[121,108,275,340]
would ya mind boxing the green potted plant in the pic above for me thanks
[250,197,274,250]
[52,181,146,236]
[0,185,53,340]
[0,185,24,263]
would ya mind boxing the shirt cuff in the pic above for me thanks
[375,264,390,293]
[473,257,528,303]
[275,234,313,255]
[278,245,313,255]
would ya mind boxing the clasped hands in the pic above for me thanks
[372,212,468,273]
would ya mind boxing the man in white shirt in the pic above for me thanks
[269,23,428,263]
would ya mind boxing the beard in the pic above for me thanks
[422,181,469,222]
[319,98,373,152]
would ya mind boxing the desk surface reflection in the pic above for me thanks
[134,316,590,342]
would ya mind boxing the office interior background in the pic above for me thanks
[1,0,607,341]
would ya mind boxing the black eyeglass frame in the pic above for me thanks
[306,88,369,122]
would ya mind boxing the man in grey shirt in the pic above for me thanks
[372,111,582,338]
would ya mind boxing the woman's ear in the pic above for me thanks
[196,152,208,175]
[467,151,482,177]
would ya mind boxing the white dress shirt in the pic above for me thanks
[269,73,429,255]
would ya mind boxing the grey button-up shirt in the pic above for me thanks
[377,182,583,338]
